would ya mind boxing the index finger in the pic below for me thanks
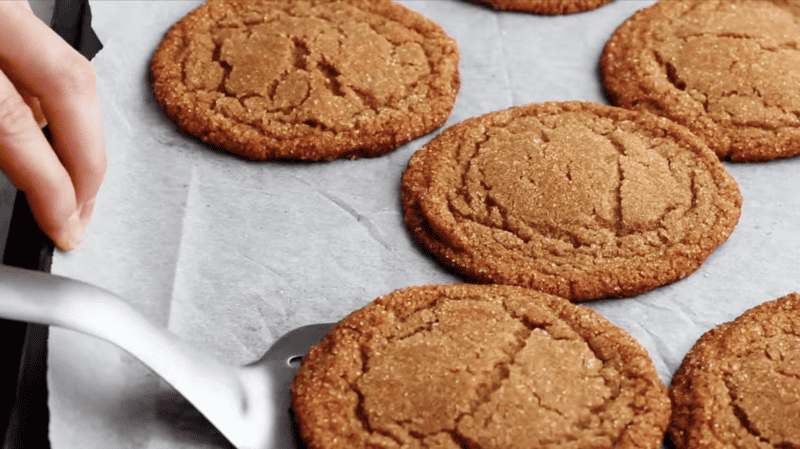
[0,2,106,224]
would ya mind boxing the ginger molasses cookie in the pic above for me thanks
[292,283,671,449]
[401,101,742,301]
[150,0,460,161]
[471,0,613,15]
[668,293,800,449]
[601,0,800,162]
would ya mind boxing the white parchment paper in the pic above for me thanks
[48,1,800,447]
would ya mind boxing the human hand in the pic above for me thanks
[0,1,106,251]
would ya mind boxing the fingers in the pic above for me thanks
[35,56,106,230]
[9,2,46,128]
[0,71,83,250]
[21,90,47,128]
[0,2,106,250]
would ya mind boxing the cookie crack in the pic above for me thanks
[452,318,532,435]
[456,309,614,440]
[352,384,406,446]
[349,86,381,114]
[608,128,627,234]
[347,299,627,446]
[291,37,310,71]
[317,59,344,98]
[347,323,415,446]
[724,377,772,446]
[477,176,587,249]
[210,43,232,96]
[449,126,631,252]
[453,152,585,251]
[368,306,535,441]
[394,318,442,345]
[204,9,424,125]
[664,61,686,91]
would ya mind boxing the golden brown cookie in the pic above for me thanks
[292,283,671,449]
[401,101,742,301]
[150,0,460,161]
[668,293,800,449]
[470,0,613,15]
[601,0,800,162]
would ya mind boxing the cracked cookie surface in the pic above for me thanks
[291,283,670,449]
[401,101,742,301]
[150,0,460,161]
[600,0,800,162]
[668,293,800,449]
[469,0,613,15]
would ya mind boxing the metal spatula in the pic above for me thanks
[0,264,334,449]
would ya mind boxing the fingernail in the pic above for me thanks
[56,213,85,251]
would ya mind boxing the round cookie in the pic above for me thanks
[470,0,613,15]
[291,283,671,449]
[401,101,742,301]
[601,0,800,162]
[668,293,800,449]
[150,0,460,161]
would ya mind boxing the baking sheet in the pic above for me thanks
[48,1,800,447]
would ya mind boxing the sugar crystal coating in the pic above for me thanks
[401,101,742,301]
[669,293,800,448]
[151,0,460,160]
[601,0,800,161]
[292,284,671,449]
